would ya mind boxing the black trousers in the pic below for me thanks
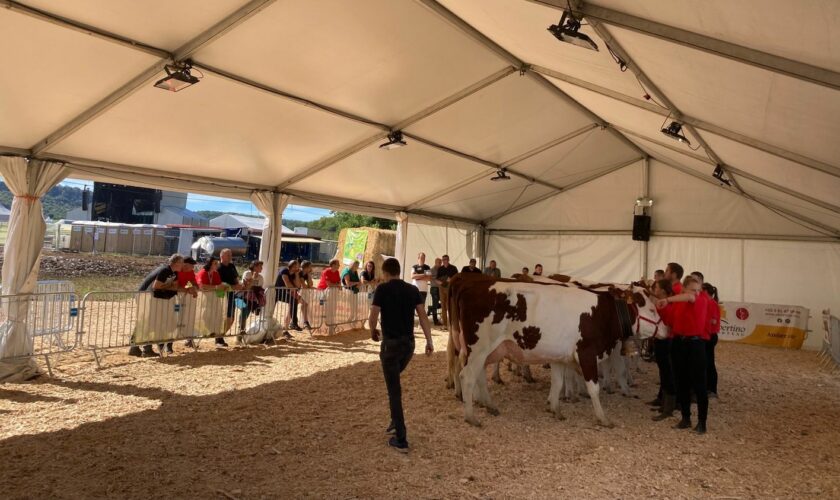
[429,288,440,322]
[380,337,415,443]
[672,336,708,422]
[706,334,719,394]
[654,338,675,398]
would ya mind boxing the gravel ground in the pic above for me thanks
[1,330,839,499]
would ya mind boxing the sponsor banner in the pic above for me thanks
[342,229,367,265]
[719,301,809,349]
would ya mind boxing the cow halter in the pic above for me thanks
[634,306,662,338]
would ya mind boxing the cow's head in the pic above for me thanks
[624,285,663,340]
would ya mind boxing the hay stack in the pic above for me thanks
[334,227,396,272]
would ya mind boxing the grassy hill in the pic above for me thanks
[0,181,83,220]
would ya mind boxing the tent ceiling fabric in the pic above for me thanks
[0,0,838,239]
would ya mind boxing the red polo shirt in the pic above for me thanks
[672,292,710,339]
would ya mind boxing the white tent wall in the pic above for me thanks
[486,233,643,283]
[403,219,480,282]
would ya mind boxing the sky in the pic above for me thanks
[57,179,331,222]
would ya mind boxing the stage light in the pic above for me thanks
[154,62,200,92]
[712,164,731,186]
[379,131,406,150]
[548,11,598,51]
[661,121,691,146]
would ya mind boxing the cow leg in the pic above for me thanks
[453,350,465,401]
[548,363,566,420]
[459,357,484,426]
[446,334,457,390]
[491,362,504,385]
[522,364,536,384]
[476,368,499,416]
[585,380,613,428]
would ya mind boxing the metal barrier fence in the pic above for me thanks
[820,309,840,371]
[0,284,376,373]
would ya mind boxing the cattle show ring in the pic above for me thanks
[1,1,840,499]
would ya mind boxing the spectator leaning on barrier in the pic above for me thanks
[483,260,501,279]
[295,261,314,330]
[369,257,434,453]
[276,260,302,338]
[217,248,242,347]
[238,260,265,337]
[196,257,228,349]
[129,254,193,357]
[341,260,362,293]
[318,259,342,290]
[460,258,482,274]
[361,261,379,288]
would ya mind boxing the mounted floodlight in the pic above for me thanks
[379,131,406,150]
[548,11,599,51]
[712,165,732,186]
[154,61,200,92]
[661,121,691,146]
[634,197,654,208]
[490,169,512,182]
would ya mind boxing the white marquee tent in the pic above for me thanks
[1,0,839,378]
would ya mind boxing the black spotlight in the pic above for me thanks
[661,121,691,146]
[548,11,598,51]
[712,164,732,186]
[154,61,200,92]
[379,131,407,150]
[490,168,512,181]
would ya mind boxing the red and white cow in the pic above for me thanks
[447,273,661,427]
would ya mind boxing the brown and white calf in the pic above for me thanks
[447,274,661,427]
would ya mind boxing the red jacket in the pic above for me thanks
[672,293,710,339]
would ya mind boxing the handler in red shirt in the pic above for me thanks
[691,271,722,400]
[657,275,710,434]
[650,262,684,421]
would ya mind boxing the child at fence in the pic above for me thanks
[369,257,434,453]
[238,260,266,338]
[276,260,302,338]
[178,257,199,348]
[295,261,314,330]
[196,257,227,348]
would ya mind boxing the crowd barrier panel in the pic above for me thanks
[2,284,377,374]
[820,309,840,371]
[0,291,79,375]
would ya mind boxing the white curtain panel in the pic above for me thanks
[394,211,409,269]
[250,191,290,330]
[0,157,68,382]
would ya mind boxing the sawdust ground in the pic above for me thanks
[1,330,839,499]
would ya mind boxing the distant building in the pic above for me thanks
[209,214,292,234]
[66,184,208,226]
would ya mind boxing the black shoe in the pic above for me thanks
[388,436,408,453]
[646,398,662,406]
[141,346,158,358]
[433,321,442,326]
[303,321,312,330]
[282,331,294,340]
[693,422,707,434]
[386,422,396,435]
[128,346,143,357]
[215,339,229,348]
[184,339,195,348]
[163,343,174,354]
[674,418,692,429]
[290,323,303,332]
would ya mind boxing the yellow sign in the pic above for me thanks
[719,302,809,349]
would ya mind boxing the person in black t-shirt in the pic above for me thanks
[410,253,431,314]
[217,248,241,346]
[435,255,459,330]
[460,258,482,274]
[129,254,188,357]
[369,258,433,453]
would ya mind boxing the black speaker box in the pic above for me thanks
[632,214,651,241]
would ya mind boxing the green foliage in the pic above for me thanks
[0,181,83,220]
[283,212,395,240]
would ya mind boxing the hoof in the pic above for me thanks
[455,393,463,402]
[554,412,567,421]
[597,420,615,429]
[445,381,454,390]
[486,407,500,417]
[465,417,482,427]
